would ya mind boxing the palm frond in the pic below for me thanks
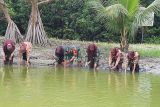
[130,6,145,38]
[136,0,160,26]
[127,0,139,17]
[131,0,160,38]
[88,0,128,33]
[89,0,128,20]
[145,0,160,14]
[104,4,128,19]
[88,0,109,20]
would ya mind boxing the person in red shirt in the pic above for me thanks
[108,47,123,71]
[2,39,15,65]
[125,51,140,73]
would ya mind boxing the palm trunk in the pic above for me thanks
[120,28,129,52]
[0,0,23,43]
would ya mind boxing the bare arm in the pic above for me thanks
[108,52,112,68]
[18,50,22,65]
[132,52,140,73]
[26,42,32,66]
[26,51,30,66]
[70,56,75,62]
[112,55,120,69]
[52,56,57,64]
[9,51,14,60]
[125,54,129,72]
[85,61,90,67]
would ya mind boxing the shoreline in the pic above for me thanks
[0,45,159,74]
[0,37,159,74]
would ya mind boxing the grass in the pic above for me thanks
[130,44,160,58]
[97,42,160,58]
[1,36,160,58]
[49,38,160,58]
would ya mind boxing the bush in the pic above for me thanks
[144,36,160,44]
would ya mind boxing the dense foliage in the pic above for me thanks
[0,0,160,43]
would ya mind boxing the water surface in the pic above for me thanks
[0,66,159,107]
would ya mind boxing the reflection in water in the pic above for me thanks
[0,67,159,107]
[19,66,32,88]
[150,74,160,107]
[21,67,28,79]
[1,66,13,86]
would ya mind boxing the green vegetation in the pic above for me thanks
[49,37,160,58]
[89,0,160,51]
[0,0,160,45]
[130,44,160,58]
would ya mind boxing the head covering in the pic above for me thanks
[129,51,135,58]
[7,43,13,50]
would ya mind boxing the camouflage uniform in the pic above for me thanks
[55,45,81,65]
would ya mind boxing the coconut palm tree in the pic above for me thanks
[89,0,160,52]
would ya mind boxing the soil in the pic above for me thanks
[0,38,159,74]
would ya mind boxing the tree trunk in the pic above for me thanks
[25,0,50,46]
[0,0,23,43]
[120,28,129,52]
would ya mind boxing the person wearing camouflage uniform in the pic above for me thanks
[54,45,82,66]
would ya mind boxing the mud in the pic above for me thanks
[0,38,159,74]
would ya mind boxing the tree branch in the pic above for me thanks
[0,17,4,21]
[0,0,4,5]
[37,0,53,5]
[0,2,5,6]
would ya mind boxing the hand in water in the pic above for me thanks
[85,61,90,67]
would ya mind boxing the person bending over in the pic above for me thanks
[108,47,123,71]
[125,51,140,73]
[54,45,82,67]
[85,43,100,69]
[19,42,32,66]
[54,46,64,65]
[2,39,15,65]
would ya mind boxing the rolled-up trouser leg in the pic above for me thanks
[135,64,139,72]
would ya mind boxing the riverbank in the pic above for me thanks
[0,37,160,74]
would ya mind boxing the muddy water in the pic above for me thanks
[0,66,160,107]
